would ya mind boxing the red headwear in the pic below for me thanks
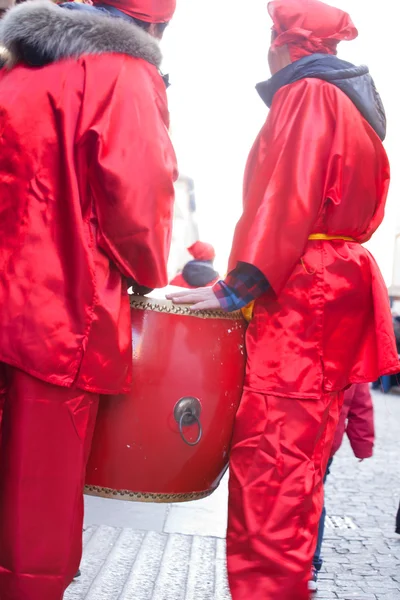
[188,242,216,262]
[96,0,176,23]
[268,0,358,62]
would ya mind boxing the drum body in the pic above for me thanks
[85,293,246,502]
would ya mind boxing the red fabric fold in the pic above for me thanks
[0,54,177,393]
[227,390,343,599]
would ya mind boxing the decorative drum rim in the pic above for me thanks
[84,484,214,503]
[129,295,243,321]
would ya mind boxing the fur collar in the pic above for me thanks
[0,0,162,68]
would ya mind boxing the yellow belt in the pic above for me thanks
[241,234,356,322]
[308,233,356,242]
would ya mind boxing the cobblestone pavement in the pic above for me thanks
[316,391,400,599]
[66,391,400,599]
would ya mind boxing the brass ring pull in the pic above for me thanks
[179,411,203,446]
[174,397,203,447]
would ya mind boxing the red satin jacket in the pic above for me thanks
[229,78,399,398]
[0,48,177,393]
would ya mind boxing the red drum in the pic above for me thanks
[85,291,246,503]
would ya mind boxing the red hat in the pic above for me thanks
[96,0,176,23]
[188,242,216,262]
[268,0,358,62]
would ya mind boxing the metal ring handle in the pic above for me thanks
[179,410,203,446]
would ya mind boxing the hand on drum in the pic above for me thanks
[166,287,223,311]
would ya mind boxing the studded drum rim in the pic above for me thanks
[129,296,243,320]
[84,484,214,503]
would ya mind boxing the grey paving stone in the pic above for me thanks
[152,534,193,600]
[84,495,169,532]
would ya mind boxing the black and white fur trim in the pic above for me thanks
[0,0,162,67]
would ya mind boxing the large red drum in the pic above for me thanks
[85,291,246,503]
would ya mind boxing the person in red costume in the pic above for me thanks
[170,241,219,289]
[0,0,177,598]
[168,0,400,598]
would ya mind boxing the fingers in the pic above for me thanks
[166,287,222,312]
[166,288,209,303]
[189,300,220,311]
[166,290,194,300]
[166,286,210,299]
[167,293,201,304]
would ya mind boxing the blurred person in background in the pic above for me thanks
[310,383,375,593]
[0,0,177,598]
[373,313,400,392]
[168,0,399,598]
[170,241,219,289]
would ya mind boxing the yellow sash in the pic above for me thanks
[241,234,356,321]
[308,233,356,242]
[241,303,254,323]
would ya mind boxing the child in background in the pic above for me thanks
[170,242,219,289]
[310,383,375,592]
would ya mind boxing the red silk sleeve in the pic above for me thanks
[84,58,177,289]
[228,79,336,296]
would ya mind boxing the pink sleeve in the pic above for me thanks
[346,383,375,459]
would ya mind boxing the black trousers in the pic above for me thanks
[396,503,400,534]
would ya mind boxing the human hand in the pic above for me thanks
[166,287,222,311]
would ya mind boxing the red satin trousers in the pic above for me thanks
[0,365,99,600]
[227,391,343,600]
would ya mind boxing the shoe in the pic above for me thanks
[74,570,81,579]
[308,567,318,593]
